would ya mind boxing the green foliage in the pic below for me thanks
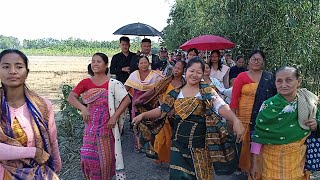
[57,84,84,178]
[162,0,320,95]
[0,35,20,49]
[1,36,162,56]
[58,84,83,138]
[21,47,119,57]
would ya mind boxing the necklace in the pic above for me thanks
[7,100,26,108]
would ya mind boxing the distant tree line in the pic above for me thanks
[0,36,154,56]
[0,35,20,49]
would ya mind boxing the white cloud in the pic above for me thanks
[1,0,173,41]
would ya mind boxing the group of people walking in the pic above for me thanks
[0,35,319,180]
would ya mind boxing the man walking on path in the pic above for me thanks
[130,38,160,73]
[110,36,136,125]
[110,36,136,84]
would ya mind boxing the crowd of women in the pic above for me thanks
[0,46,319,180]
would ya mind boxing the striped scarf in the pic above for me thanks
[0,87,59,179]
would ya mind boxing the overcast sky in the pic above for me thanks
[1,0,174,41]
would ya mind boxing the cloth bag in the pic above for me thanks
[297,88,320,171]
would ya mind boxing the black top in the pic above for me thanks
[229,66,247,80]
[158,57,169,71]
[110,51,136,83]
[129,54,161,73]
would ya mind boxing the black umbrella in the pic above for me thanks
[113,22,162,37]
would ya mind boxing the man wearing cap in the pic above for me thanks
[159,47,169,71]
[159,47,174,77]
[130,38,161,73]
[110,36,136,84]
[175,51,183,61]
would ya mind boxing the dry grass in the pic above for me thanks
[26,56,90,111]
[26,56,92,179]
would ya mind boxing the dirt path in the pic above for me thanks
[58,118,320,180]
[58,117,248,180]
[24,56,319,180]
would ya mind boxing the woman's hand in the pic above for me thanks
[304,118,318,131]
[80,107,90,123]
[167,109,175,118]
[132,113,144,125]
[107,115,117,128]
[133,98,143,107]
[34,147,50,165]
[233,119,244,143]
[249,160,258,180]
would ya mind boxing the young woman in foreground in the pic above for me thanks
[133,57,244,179]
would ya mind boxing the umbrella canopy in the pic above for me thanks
[113,22,162,37]
[180,35,235,51]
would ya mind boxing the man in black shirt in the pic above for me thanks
[110,36,136,84]
[158,47,169,71]
[130,38,160,73]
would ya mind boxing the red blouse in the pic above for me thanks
[230,72,256,109]
[73,78,109,96]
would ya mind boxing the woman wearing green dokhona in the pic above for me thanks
[250,66,320,180]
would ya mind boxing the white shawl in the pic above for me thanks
[108,79,128,180]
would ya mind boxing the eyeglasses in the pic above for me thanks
[250,58,263,63]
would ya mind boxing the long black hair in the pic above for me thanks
[0,49,30,91]
[208,50,222,71]
[0,49,29,73]
[93,52,109,75]
[186,56,205,73]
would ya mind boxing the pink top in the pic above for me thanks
[0,99,62,177]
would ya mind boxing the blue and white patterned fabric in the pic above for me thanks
[305,131,320,171]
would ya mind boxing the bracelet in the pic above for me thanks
[35,148,44,160]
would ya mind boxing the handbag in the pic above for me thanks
[305,131,320,171]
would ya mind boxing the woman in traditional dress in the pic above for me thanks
[124,55,164,152]
[133,57,245,179]
[134,60,186,164]
[229,55,247,81]
[0,49,62,179]
[67,53,130,180]
[230,49,277,178]
[208,50,230,88]
[250,66,319,180]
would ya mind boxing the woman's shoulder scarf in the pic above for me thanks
[125,70,164,91]
[297,88,319,130]
[134,77,176,146]
[250,71,277,130]
[253,94,309,145]
[0,87,58,179]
